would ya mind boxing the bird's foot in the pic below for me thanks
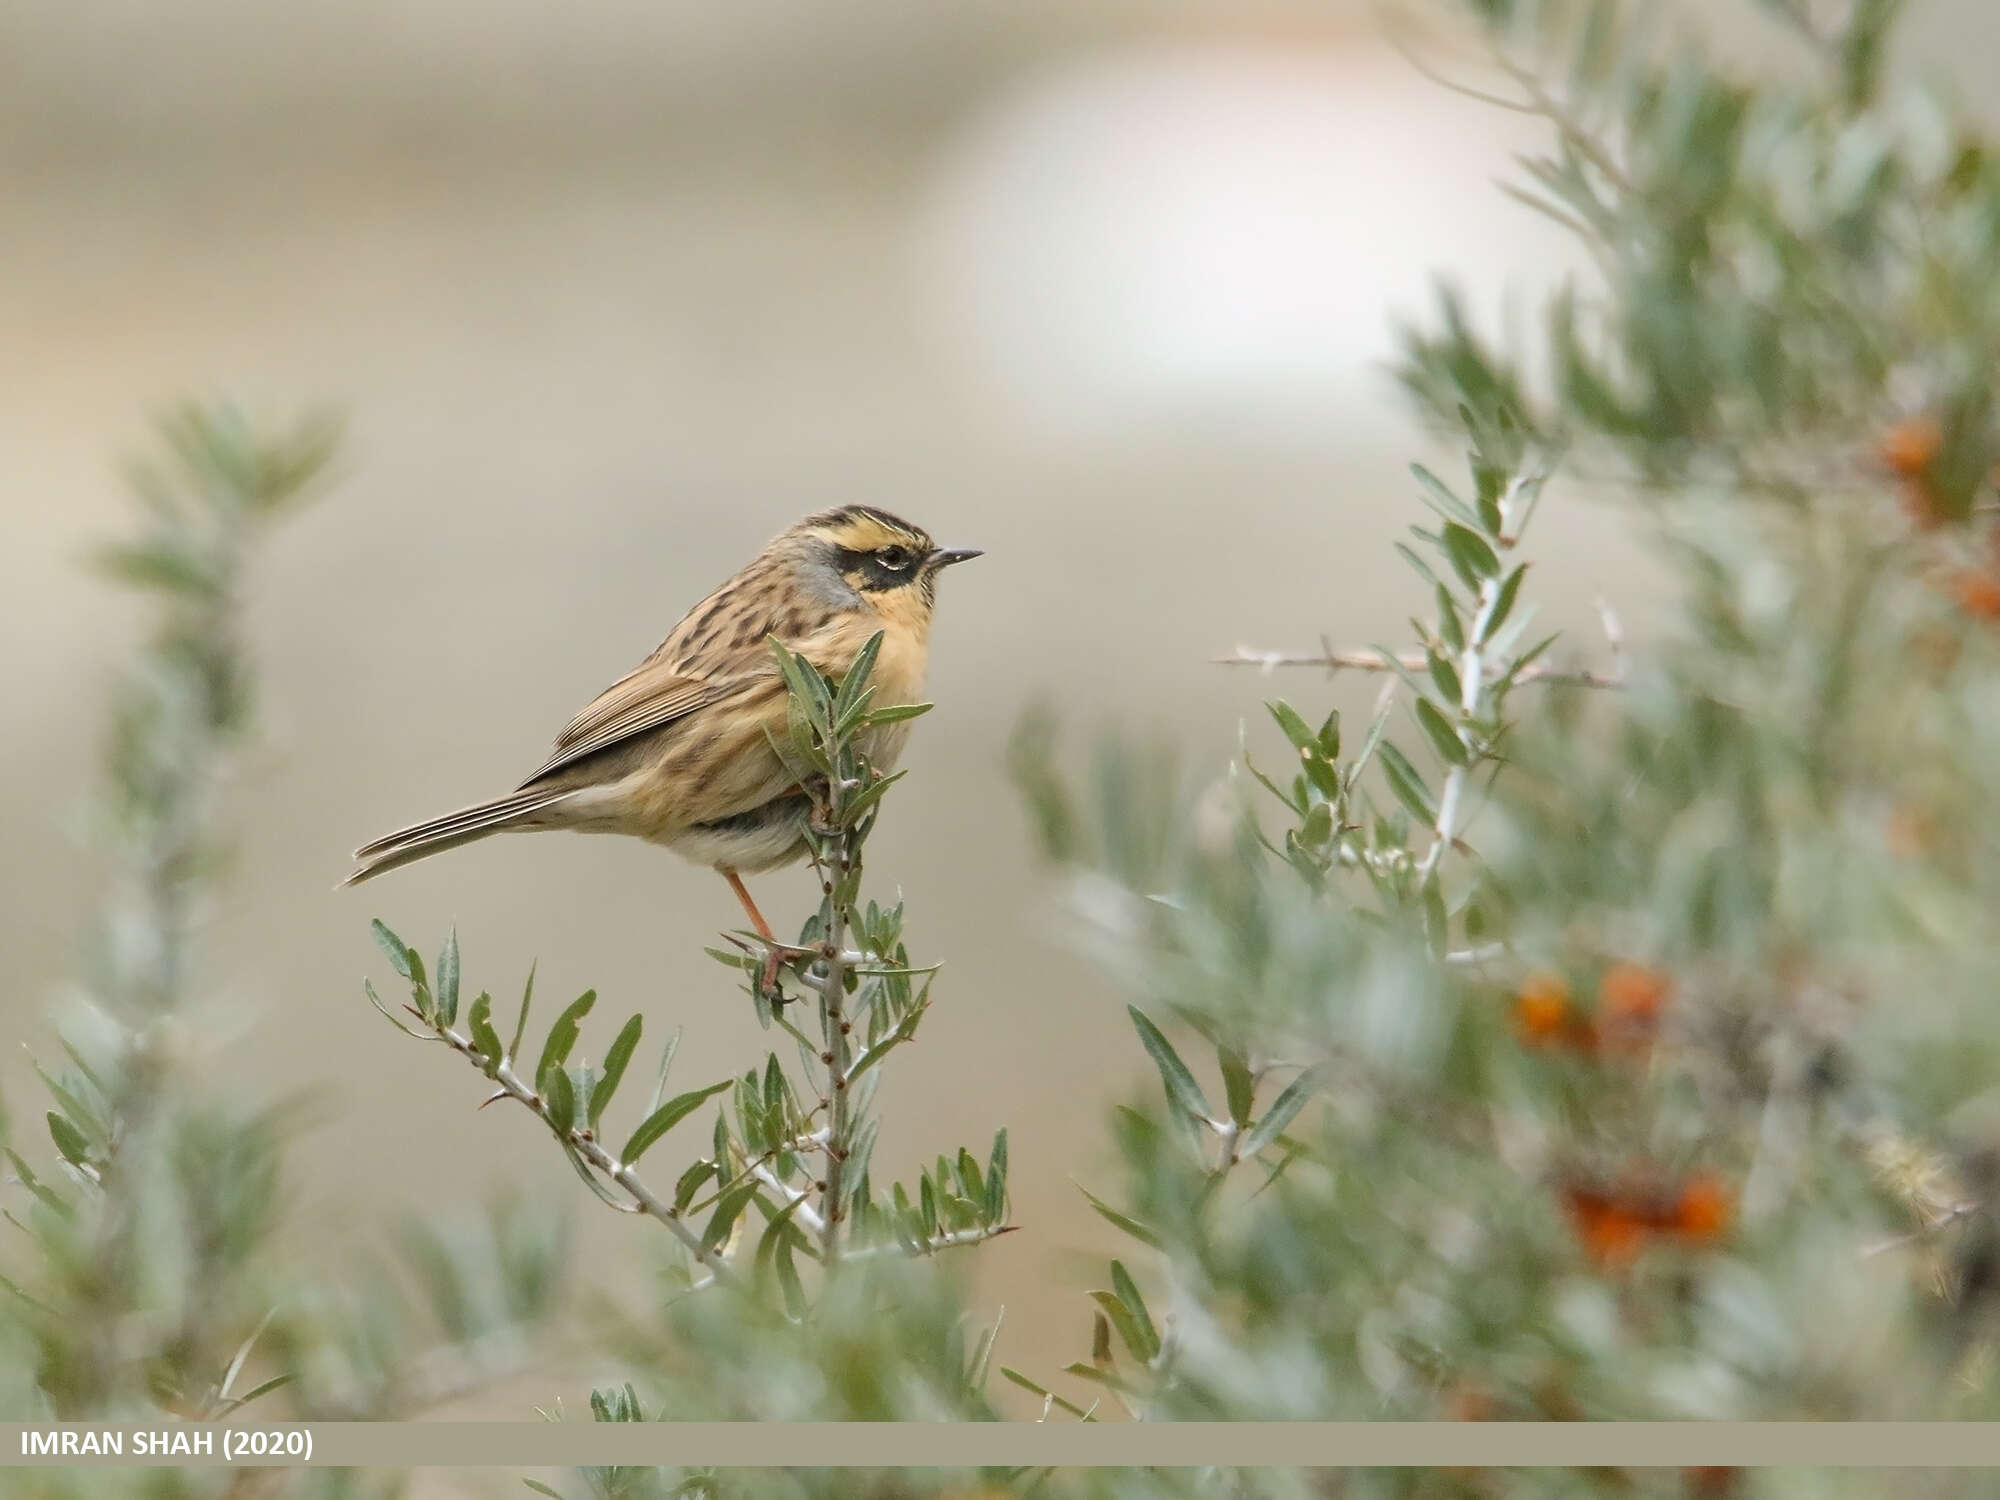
[724,931,816,1009]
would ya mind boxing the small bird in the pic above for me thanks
[345,506,981,959]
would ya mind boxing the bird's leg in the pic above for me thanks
[721,867,784,997]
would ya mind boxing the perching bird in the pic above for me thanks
[344,506,981,955]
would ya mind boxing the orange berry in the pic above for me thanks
[1563,1186,1651,1267]
[1952,568,2000,620]
[1599,962,1669,1022]
[1881,418,1947,529]
[1445,1382,1496,1422]
[1885,805,1931,858]
[1513,974,1570,1046]
[1880,416,1943,478]
[1671,1175,1732,1242]
[1899,480,1944,529]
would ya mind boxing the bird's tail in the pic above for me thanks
[343,788,576,886]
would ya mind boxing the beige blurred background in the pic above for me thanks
[5,0,1998,1454]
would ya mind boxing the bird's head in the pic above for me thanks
[786,506,982,627]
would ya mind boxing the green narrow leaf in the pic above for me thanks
[1434,585,1465,654]
[3,1149,74,1220]
[1348,697,1394,790]
[1365,642,1433,702]
[562,1141,630,1210]
[768,636,834,732]
[700,1178,759,1256]
[1110,1261,1161,1360]
[843,1120,880,1213]
[1219,1047,1254,1129]
[862,701,934,726]
[1482,563,1529,644]
[1423,875,1449,957]
[956,1147,985,1207]
[1076,1182,1164,1251]
[32,1066,104,1144]
[984,1128,1009,1223]
[589,1014,645,1129]
[1475,481,1503,538]
[223,1374,294,1413]
[1267,700,1319,754]
[371,919,412,979]
[1426,644,1464,707]
[93,540,217,597]
[735,1070,766,1154]
[1089,1291,1153,1366]
[773,1233,807,1319]
[1127,1006,1214,1125]
[535,989,597,1091]
[405,947,431,1007]
[46,1113,91,1168]
[1000,1367,1095,1420]
[1239,1064,1326,1159]
[543,1068,576,1136]
[364,978,428,1038]
[754,1195,809,1285]
[467,993,503,1075]
[833,630,885,720]
[675,1158,716,1212]
[1409,463,1481,527]
[1503,632,1563,687]
[968,1313,1003,1391]
[1414,698,1470,767]
[838,767,908,825]
[762,1053,785,1131]
[1296,802,1334,850]
[1442,522,1501,587]
[645,1026,684,1117]
[1299,750,1341,802]
[508,961,537,1065]
[1394,542,1440,586]
[623,1079,733,1164]
[833,682,879,739]
[1376,741,1437,822]
[436,926,460,1028]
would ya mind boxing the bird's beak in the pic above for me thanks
[929,546,984,569]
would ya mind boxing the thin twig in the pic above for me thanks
[1860,1202,1980,1260]
[751,1162,826,1238]
[1493,49,1635,196]
[813,835,859,1266]
[1376,4,1538,114]
[1417,570,1501,882]
[1213,645,1625,690]
[847,1223,1019,1261]
[431,1025,738,1286]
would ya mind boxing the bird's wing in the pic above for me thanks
[518,658,766,787]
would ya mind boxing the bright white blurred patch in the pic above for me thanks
[917,43,1574,436]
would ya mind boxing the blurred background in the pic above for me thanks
[4,0,1997,1435]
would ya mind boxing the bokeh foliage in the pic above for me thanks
[11,1,2000,1497]
[0,410,569,1499]
[1000,0,2000,1494]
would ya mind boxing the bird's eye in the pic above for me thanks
[875,546,914,571]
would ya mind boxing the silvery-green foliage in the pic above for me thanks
[1005,2,2000,1489]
